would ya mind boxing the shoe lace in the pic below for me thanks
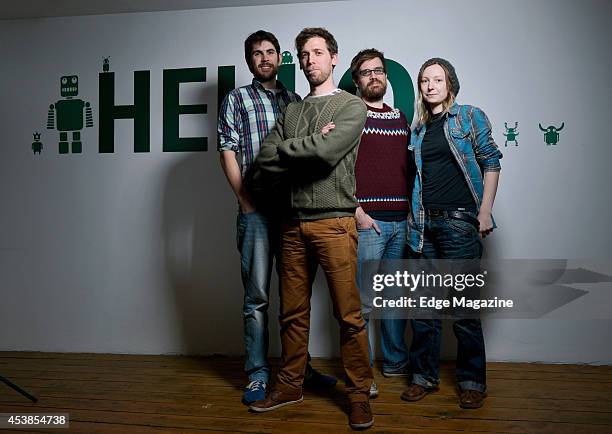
[462,390,480,401]
[353,401,371,414]
[408,384,424,394]
[248,380,266,392]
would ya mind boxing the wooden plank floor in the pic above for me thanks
[0,352,611,433]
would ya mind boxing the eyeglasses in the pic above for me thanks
[358,67,385,77]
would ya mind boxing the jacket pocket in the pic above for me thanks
[450,127,470,139]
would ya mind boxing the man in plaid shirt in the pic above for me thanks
[218,30,335,405]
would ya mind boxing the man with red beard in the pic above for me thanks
[350,49,413,399]
[218,30,335,406]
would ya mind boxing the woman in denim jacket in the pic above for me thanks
[402,58,502,409]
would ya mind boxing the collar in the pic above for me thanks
[306,88,341,98]
[365,103,392,112]
[447,102,459,116]
[252,78,288,94]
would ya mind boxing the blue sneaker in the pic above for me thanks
[243,380,267,405]
[304,366,337,389]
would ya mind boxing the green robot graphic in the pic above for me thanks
[539,122,564,146]
[503,122,519,146]
[32,132,43,154]
[47,75,93,154]
[278,51,296,92]
[281,51,293,65]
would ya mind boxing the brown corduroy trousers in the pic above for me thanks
[275,217,373,402]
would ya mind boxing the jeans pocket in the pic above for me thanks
[446,216,476,236]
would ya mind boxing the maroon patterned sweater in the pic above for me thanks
[355,104,411,215]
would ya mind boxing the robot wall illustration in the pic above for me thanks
[46,75,93,154]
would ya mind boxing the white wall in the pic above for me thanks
[1,0,611,363]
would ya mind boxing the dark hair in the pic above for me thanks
[295,27,338,56]
[244,30,280,68]
[350,48,386,82]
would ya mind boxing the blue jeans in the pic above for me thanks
[358,219,409,372]
[236,210,276,382]
[408,211,486,392]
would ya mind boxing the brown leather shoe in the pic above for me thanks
[349,400,374,430]
[400,383,438,402]
[249,388,303,412]
[459,389,487,409]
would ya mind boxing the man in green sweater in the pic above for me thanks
[249,28,374,430]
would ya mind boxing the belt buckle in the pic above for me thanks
[428,209,444,217]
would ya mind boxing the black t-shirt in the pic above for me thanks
[421,112,474,209]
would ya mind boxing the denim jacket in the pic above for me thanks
[408,103,502,252]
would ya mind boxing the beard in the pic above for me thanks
[361,78,387,101]
[253,62,278,83]
[305,67,332,87]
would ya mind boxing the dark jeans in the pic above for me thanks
[408,211,486,392]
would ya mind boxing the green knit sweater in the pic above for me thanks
[253,90,367,220]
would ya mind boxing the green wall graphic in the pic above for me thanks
[37,58,418,156]
[38,66,572,156]
[99,70,151,153]
[99,67,210,153]
[31,132,43,154]
[503,122,519,146]
[539,122,565,146]
[217,65,235,112]
[163,68,207,152]
[278,51,296,92]
[46,75,93,154]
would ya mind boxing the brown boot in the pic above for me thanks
[349,400,374,430]
[459,389,487,409]
[400,383,438,402]
[249,388,303,412]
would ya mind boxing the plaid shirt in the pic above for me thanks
[217,79,300,178]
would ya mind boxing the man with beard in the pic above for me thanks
[218,30,336,406]
[249,28,374,431]
[350,49,413,399]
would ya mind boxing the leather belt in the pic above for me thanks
[425,209,480,230]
